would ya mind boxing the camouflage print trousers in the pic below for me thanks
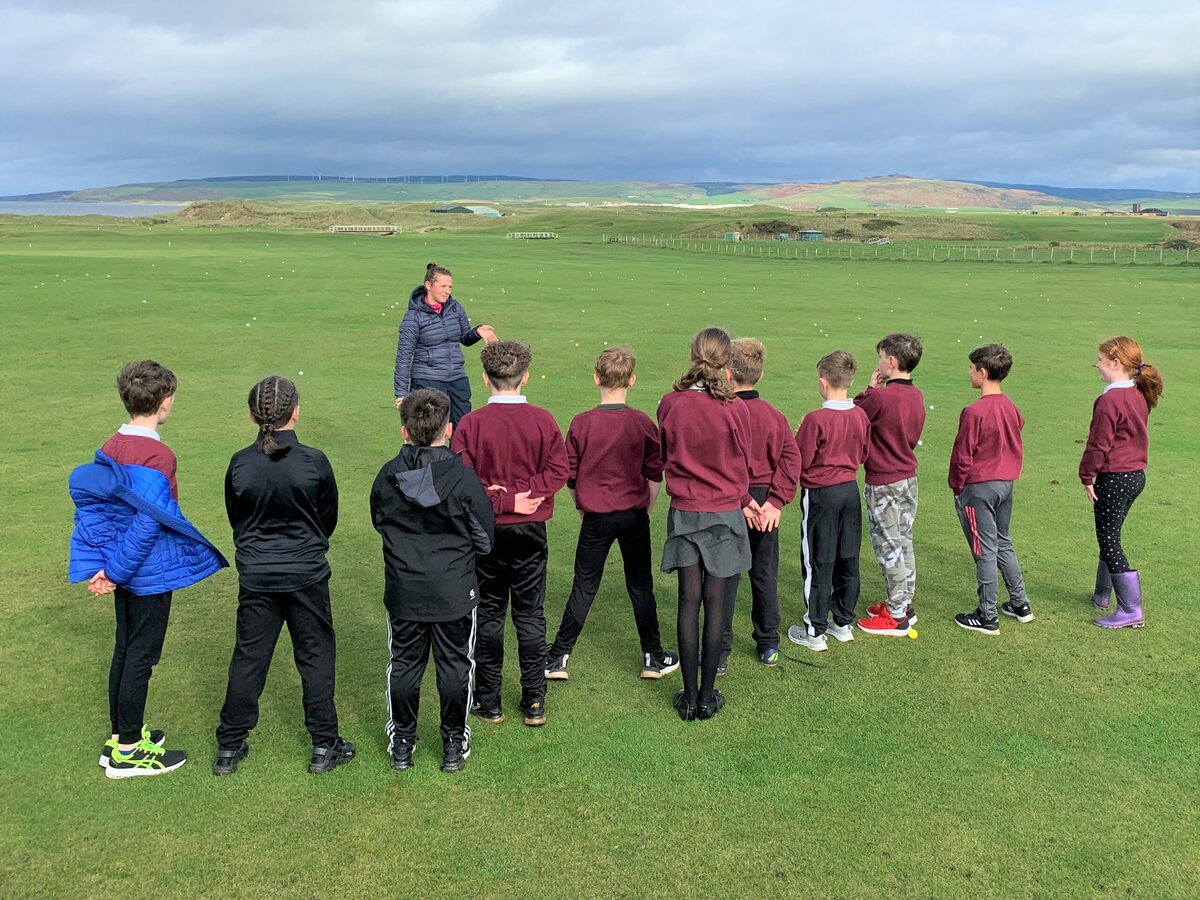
[863,477,918,615]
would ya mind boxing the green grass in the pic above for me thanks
[1,217,1198,898]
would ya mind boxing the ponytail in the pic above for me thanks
[247,376,299,455]
[1099,336,1163,411]
[673,327,736,403]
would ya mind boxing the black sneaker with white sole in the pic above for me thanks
[955,610,1000,635]
[545,652,569,681]
[105,740,187,779]
[309,737,355,774]
[1001,601,1035,623]
[641,650,680,680]
[470,701,506,724]
[100,727,165,767]
[521,696,547,727]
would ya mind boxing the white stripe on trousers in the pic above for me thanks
[800,489,814,634]
[463,606,477,756]
[384,618,397,754]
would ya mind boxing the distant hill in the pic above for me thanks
[4,174,1191,212]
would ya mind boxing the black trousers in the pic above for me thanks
[800,482,862,634]
[387,611,475,750]
[412,376,472,426]
[216,576,339,749]
[722,486,781,655]
[474,522,548,707]
[1094,470,1146,575]
[109,588,172,744]
[549,508,663,658]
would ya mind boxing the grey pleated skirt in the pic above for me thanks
[660,508,752,577]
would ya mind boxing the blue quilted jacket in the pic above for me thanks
[393,286,482,396]
[68,450,228,595]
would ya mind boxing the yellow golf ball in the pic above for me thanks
[908,628,919,640]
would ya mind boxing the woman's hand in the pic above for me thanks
[394,396,404,409]
[477,325,499,343]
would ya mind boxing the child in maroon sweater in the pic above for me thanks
[658,328,754,721]
[1080,336,1164,629]
[855,333,926,636]
[719,338,801,670]
[545,347,678,682]
[452,341,568,727]
[948,344,1030,634]
[786,351,870,653]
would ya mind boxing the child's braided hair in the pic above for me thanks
[248,375,299,456]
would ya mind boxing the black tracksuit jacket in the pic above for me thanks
[370,444,495,621]
[224,431,339,591]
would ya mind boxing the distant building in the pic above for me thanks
[1132,202,1142,214]
[430,205,504,216]
[1140,208,1168,216]
[798,230,823,241]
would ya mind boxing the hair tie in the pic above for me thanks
[1135,363,1146,374]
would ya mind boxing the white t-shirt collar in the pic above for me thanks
[822,400,855,411]
[486,395,528,405]
[118,423,161,441]
[1103,380,1135,394]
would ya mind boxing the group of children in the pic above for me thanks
[69,329,1164,777]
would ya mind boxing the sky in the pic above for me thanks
[2,0,1198,194]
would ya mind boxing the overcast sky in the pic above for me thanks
[2,0,1197,194]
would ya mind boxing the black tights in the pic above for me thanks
[676,564,733,704]
[1094,470,1145,574]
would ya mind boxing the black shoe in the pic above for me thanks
[716,654,729,677]
[1001,601,1035,623]
[441,739,469,773]
[100,727,165,768]
[212,740,249,776]
[521,696,547,727]
[545,651,569,681]
[954,610,1000,635]
[641,650,681,680]
[105,741,187,779]
[697,689,726,720]
[470,701,506,724]
[390,739,414,771]
[672,690,698,722]
[309,737,355,774]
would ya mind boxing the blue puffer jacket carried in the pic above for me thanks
[68,450,228,596]
[393,285,483,396]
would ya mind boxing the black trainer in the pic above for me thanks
[641,650,681,680]
[716,654,729,678]
[309,737,355,774]
[212,740,249,776]
[100,727,165,768]
[521,696,547,727]
[672,690,697,722]
[545,652,569,681]
[105,741,187,780]
[441,739,469,773]
[1001,601,1035,624]
[390,739,415,771]
[470,701,506,724]
[955,610,1000,635]
[697,689,726,720]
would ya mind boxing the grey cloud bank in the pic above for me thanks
[1,0,1197,194]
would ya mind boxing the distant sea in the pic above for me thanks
[0,201,186,217]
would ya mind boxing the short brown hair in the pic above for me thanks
[817,350,857,389]
[117,360,177,416]
[969,343,1013,382]
[480,340,532,390]
[401,389,451,445]
[595,346,636,389]
[876,333,923,373]
[730,338,765,385]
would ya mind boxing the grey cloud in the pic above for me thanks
[1,0,1197,193]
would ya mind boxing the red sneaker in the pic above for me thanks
[865,602,916,624]
[857,609,912,636]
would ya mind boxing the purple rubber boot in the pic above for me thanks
[1092,560,1112,611]
[1094,570,1144,629]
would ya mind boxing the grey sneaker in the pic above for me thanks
[787,624,828,652]
[826,622,855,643]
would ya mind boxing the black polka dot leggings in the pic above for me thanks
[1093,470,1145,575]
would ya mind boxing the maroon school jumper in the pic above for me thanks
[451,398,568,525]
[657,387,753,512]
[101,426,179,500]
[566,404,663,514]
[947,394,1024,495]
[794,403,870,490]
[854,380,925,486]
[1078,384,1149,485]
[737,391,801,507]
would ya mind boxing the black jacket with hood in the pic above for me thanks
[370,444,495,621]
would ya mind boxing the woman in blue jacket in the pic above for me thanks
[393,262,498,425]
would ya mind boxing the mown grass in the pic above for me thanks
[0,219,1197,898]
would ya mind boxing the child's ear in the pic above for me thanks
[520,371,530,387]
[444,422,453,442]
[628,373,637,387]
[401,424,411,443]
[593,372,601,387]
[290,405,300,425]
[482,372,492,389]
